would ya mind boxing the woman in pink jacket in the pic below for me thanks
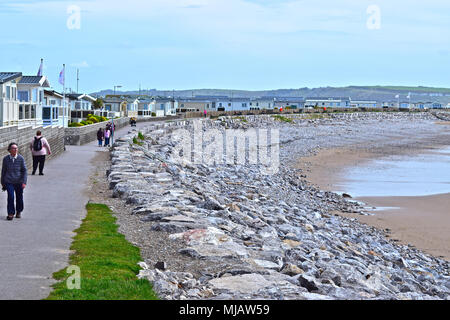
[29,130,51,175]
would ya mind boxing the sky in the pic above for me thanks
[1,0,449,93]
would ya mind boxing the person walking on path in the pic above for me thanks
[104,127,111,147]
[1,143,27,220]
[97,128,104,147]
[30,130,51,176]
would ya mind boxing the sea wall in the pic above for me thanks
[107,113,450,300]
[0,125,65,170]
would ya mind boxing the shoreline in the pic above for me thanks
[297,143,450,261]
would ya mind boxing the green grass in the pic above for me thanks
[138,131,145,140]
[273,115,293,123]
[233,116,248,122]
[133,137,144,146]
[46,203,158,300]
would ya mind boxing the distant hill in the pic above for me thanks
[90,86,450,104]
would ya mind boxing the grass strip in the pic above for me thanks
[46,203,158,300]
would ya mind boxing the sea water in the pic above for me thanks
[336,146,450,197]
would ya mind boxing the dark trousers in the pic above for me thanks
[32,155,46,174]
[6,183,24,215]
[104,137,110,146]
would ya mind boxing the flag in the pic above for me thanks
[58,66,65,86]
[37,59,43,76]
[406,92,411,99]
[395,94,399,99]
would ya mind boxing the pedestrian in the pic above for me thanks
[204,109,207,118]
[104,128,111,147]
[97,128,104,147]
[30,130,51,176]
[1,143,27,220]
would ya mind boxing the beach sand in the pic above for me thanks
[297,146,450,261]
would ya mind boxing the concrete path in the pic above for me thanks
[0,121,154,300]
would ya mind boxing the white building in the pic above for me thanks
[17,75,51,127]
[250,98,275,110]
[273,97,305,110]
[0,72,21,127]
[215,98,250,111]
[350,100,378,108]
[43,90,69,127]
[66,93,96,111]
[126,98,139,118]
[137,98,154,117]
[304,97,351,108]
[150,98,177,116]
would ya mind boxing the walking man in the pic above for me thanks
[30,130,51,175]
[1,143,27,220]
[97,128,104,147]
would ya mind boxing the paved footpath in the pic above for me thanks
[0,121,154,300]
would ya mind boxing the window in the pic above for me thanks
[32,89,38,102]
[19,105,24,119]
[6,86,10,99]
[43,107,51,120]
[18,91,29,102]
[25,105,30,119]
[52,107,58,119]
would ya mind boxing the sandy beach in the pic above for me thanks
[298,145,450,261]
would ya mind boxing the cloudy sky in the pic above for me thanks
[0,0,449,92]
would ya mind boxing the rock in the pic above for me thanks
[281,264,304,276]
[342,193,352,198]
[154,261,167,271]
[283,239,302,248]
[208,274,272,294]
[298,275,320,292]
[305,224,315,232]
[202,198,225,211]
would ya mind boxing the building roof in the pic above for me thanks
[0,72,22,84]
[103,97,126,103]
[19,76,48,85]
[66,93,96,102]
[305,97,350,101]
[44,90,64,98]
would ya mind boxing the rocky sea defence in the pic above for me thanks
[108,113,450,300]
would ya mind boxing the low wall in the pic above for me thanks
[64,117,130,146]
[0,125,65,170]
[180,107,428,119]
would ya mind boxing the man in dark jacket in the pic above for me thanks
[1,143,27,220]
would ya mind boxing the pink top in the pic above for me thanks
[30,136,51,156]
[104,129,111,138]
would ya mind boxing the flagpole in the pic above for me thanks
[63,64,66,128]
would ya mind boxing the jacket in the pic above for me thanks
[1,154,28,185]
[30,136,51,156]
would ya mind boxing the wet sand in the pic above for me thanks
[297,146,450,261]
